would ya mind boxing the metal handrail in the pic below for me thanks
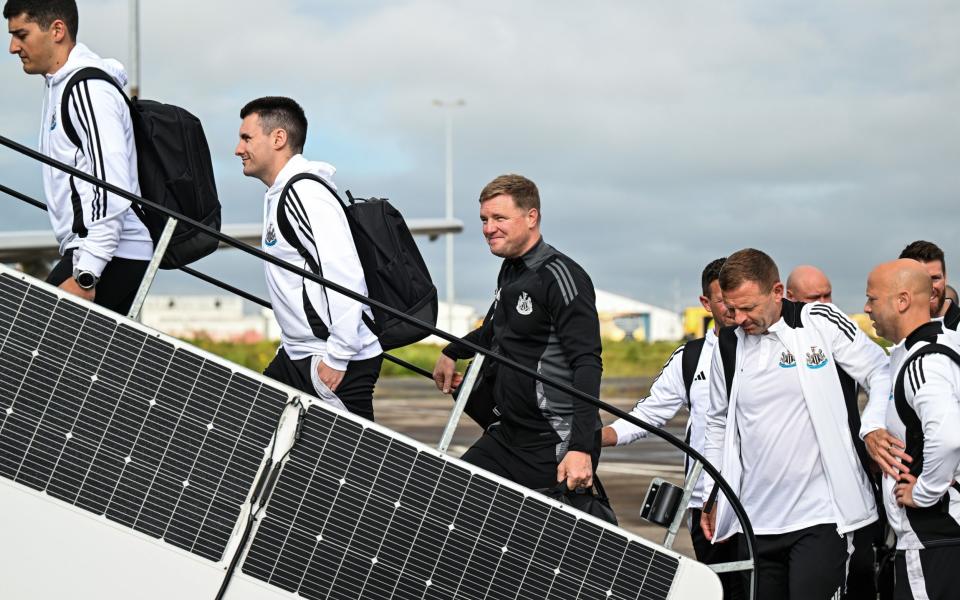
[0,133,758,597]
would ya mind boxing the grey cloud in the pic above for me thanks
[1,0,957,316]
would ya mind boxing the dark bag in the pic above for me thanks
[280,173,438,350]
[61,67,221,269]
[453,361,501,429]
[538,478,618,526]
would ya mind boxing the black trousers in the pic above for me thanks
[754,523,851,600]
[461,425,601,490]
[263,347,382,421]
[689,509,747,600]
[845,520,883,600]
[46,249,149,315]
[894,546,960,600]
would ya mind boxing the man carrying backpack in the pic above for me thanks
[6,0,151,313]
[600,257,745,598]
[236,96,382,420]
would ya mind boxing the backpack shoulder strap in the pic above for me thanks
[277,173,378,335]
[277,173,326,274]
[681,336,707,403]
[718,326,738,401]
[60,67,128,150]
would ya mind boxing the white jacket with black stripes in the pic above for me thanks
[703,300,889,541]
[609,328,716,509]
[40,43,152,277]
[886,321,960,549]
[262,155,381,370]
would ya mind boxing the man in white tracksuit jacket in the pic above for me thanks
[701,248,891,600]
[602,257,745,598]
[235,96,382,420]
[6,0,152,313]
[866,259,960,600]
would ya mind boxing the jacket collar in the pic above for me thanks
[780,298,805,328]
[505,236,548,270]
[943,300,960,330]
[904,320,943,350]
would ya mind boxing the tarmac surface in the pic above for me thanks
[372,376,698,559]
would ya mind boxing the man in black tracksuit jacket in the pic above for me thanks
[434,174,603,492]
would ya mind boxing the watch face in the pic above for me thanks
[76,272,97,289]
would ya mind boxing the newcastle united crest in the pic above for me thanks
[516,292,533,316]
[806,346,829,369]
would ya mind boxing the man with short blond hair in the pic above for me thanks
[479,173,541,219]
[433,174,603,493]
[865,259,960,600]
[702,248,891,600]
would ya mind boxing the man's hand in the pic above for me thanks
[316,361,345,392]
[601,426,619,447]
[557,450,593,490]
[864,429,912,478]
[700,505,717,542]
[894,473,918,508]
[432,354,463,394]
[59,277,96,302]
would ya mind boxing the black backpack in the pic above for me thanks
[61,67,221,269]
[280,173,438,350]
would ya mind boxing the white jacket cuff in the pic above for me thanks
[73,250,110,278]
[610,418,646,446]
[322,352,349,372]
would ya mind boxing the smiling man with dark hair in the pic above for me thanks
[899,240,959,331]
[236,96,382,420]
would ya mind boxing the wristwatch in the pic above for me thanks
[72,268,99,290]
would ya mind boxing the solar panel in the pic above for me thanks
[241,408,684,600]
[0,264,720,598]
[0,269,288,563]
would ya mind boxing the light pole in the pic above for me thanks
[432,99,465,332]
[129,0,140,98]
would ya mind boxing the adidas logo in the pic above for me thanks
[694,371,707,382]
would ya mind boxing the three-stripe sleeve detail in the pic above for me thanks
[545,260,580,306]
[286,186,316,247]
[907,354,927,395]
[651,345,685,386]
[69,82,109,222]
[810,305,856,342]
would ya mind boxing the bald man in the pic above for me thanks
[865,260,960,600]
[787,264,879,600]
[787,265,833,303]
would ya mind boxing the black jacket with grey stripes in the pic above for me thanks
[444,238,602,455]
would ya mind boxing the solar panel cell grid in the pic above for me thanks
[242,409,681,600]
[0,266,690,598]
[0,272,286,564]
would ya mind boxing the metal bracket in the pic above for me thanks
[437,353,485,454]
[662,461,703,549]
[127,217,177,321]
[708,559,755,573]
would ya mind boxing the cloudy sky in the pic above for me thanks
[2,0,958,314]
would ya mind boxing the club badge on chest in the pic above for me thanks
[516,292,533,316]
